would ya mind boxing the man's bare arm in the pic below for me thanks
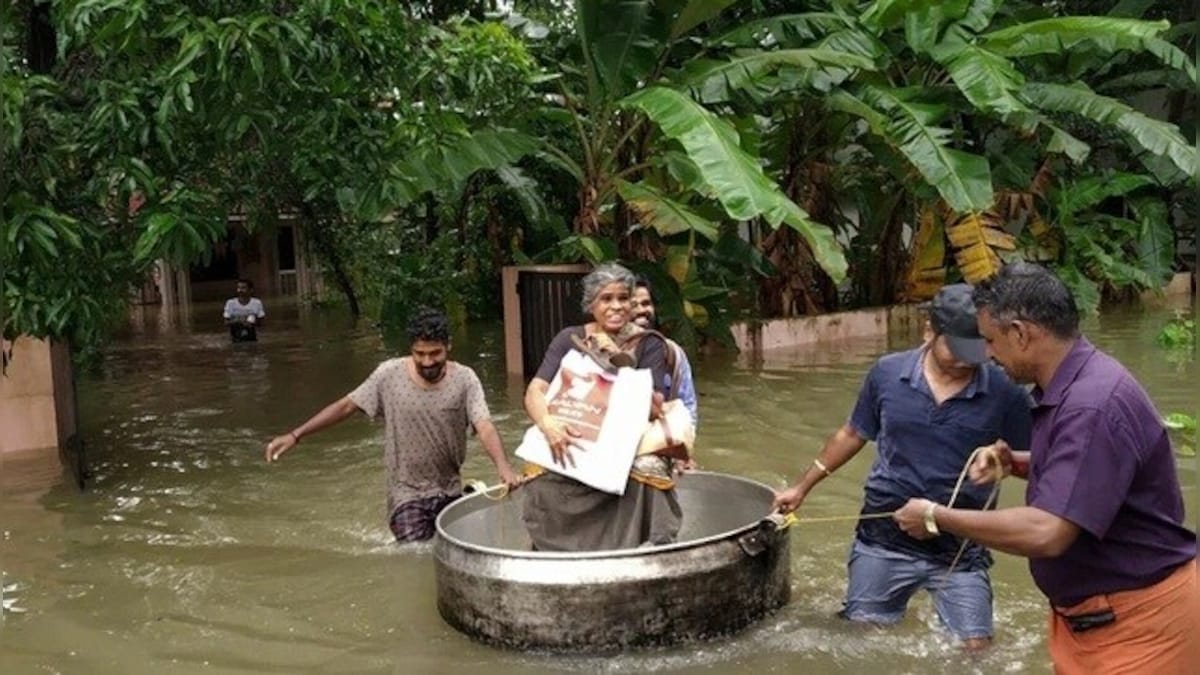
[265,396,362,462]
[474,418,519,486]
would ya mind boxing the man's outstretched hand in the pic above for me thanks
[264,433,298,462]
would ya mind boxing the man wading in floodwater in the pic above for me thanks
[894,264,1198,672]
[224,279,266,343]
[774,284,1033,649]
[264,308,520,542]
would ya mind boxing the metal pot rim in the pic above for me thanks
[435,470,778,561]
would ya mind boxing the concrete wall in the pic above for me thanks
[732,304,925,353]
[0,337,76,456]
[735,272,1194,353]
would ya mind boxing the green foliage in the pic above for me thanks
[1037,169,1175,313]
[5,0,1196,357]
[1156,311,1195,351]
[3,1,544,349]
[1163,412,1197,457]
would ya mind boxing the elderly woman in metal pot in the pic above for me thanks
[521,262,682,551]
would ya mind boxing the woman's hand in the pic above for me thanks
[539,417,581,468]
[649,392,665,420]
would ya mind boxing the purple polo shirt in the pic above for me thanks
[1026,337,1196,607]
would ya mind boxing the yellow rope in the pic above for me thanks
[781,511,896,526]
[780,444,1005,576]
[462,478,512,500]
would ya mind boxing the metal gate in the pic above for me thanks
[516,270,588,380]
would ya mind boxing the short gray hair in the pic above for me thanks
[580,263,636,313]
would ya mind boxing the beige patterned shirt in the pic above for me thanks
[349,358,490,515]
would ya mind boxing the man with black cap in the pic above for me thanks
[773,284,1032,650]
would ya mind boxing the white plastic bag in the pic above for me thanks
[516,349,652,494]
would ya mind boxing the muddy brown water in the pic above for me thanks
[2,299,1195,674]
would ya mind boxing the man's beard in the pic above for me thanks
[418,363,446,382]
[633,315,654,328]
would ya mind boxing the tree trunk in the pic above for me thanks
[301,205,361,317]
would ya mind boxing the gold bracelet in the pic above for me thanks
[923,501,940,535]
[813,458,832,477]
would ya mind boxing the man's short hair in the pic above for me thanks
[237,278,254,289]
[634,275,654,297]
[407,307,450,345]
[973,262,1080,339]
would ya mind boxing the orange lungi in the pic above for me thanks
[1048,558,1199,675]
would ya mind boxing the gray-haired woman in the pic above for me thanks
[521,262,682,551]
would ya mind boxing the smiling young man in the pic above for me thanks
[893,263,1198,673]
[264,307,519,542]
[631,277,698,425]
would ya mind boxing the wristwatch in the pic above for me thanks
[923,502,940,535]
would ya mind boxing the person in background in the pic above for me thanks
[773,284,1033,650]
[264,307,519,542]
[224,279,266,342]
[632,277,698,426]
[894,263,1198,672]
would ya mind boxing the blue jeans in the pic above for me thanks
[842,538,993,640]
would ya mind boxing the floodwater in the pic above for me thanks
[2,298,1195,674]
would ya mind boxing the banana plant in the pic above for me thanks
[787,0,1197,296]
[521,0,858,337]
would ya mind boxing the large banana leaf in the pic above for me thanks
[365,129,541,216]
[622,86,847,281]
[495,166,562,233]
[902,0,973,53]
[900,206,947,301]
[668,0,738,39]
[862,0,969,33]
[1054,171,1155,216]
[1044,121,1091,163]
[935,44,1028,115]
[616,180,719,241]
[1021,83,1196,181]
[946,210,1015,283]
[1142,38,1198,85]
[849,86,995,213]
[578,0,655,101]
[955,0,1002,33]
[1130,198,1175,285]
[713,12,846,47]
[982,17,1169,57]
[1098,69,1194,92]
[683,49,876,103]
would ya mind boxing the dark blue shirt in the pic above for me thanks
[849,347,1033,568]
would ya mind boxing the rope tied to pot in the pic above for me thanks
[777,444,1006,576]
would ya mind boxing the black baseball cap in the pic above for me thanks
[930,284,987,365]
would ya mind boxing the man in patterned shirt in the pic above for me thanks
[264,308,519,541]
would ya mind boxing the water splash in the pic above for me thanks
[2,580,27,615]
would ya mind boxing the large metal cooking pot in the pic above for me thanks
[434,471,791,652]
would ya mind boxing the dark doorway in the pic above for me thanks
[191,228,239,284]
[518,271,588,380]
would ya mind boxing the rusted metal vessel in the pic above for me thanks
[434,471,791,652]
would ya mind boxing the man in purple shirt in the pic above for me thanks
[894,263,1197,673]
